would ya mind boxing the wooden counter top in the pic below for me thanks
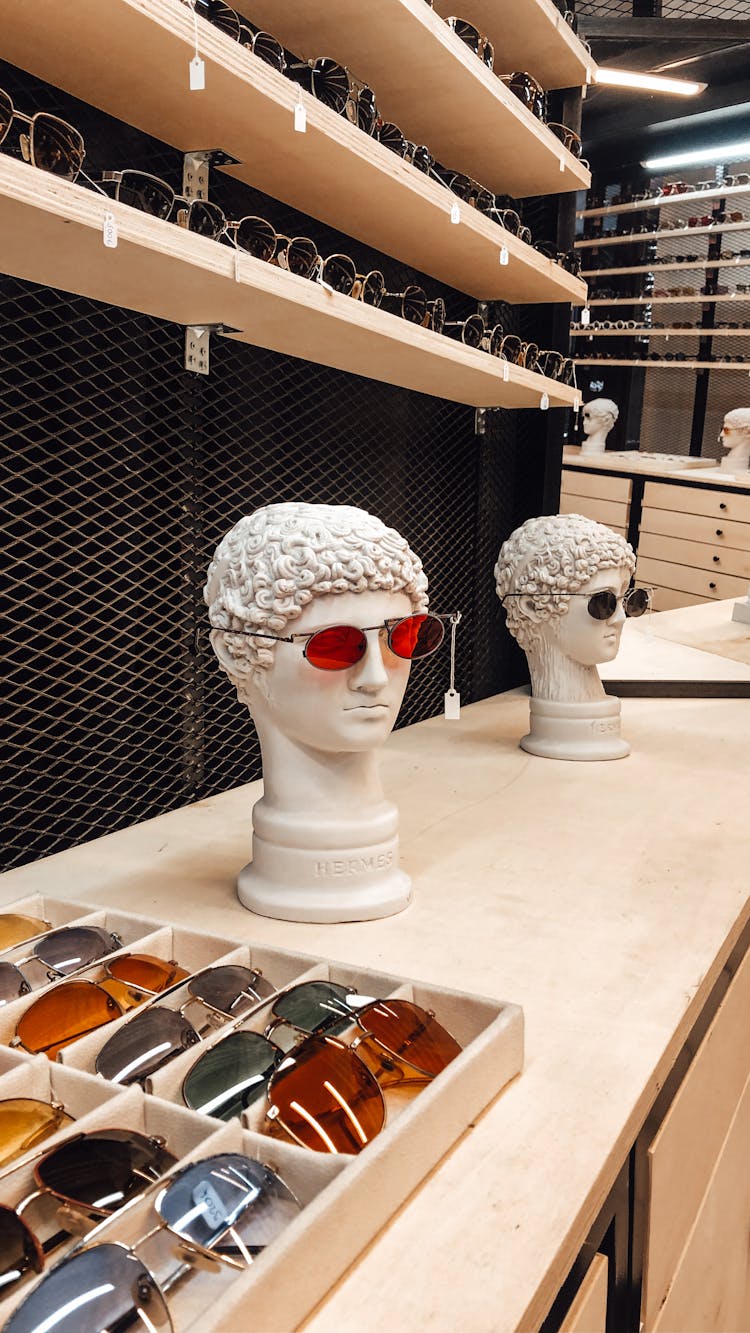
[563,450,750,489]
[2,691,749,1331]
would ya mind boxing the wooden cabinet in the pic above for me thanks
[637,480,750,607]
[560,468,632,536]
[559,1254,609,1333]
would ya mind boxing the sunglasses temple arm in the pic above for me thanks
[78,168,111,199]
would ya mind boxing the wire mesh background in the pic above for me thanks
[578,0,748,14]
[1,59,562,871]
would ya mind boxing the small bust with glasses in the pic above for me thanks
[495,513,648,760]
[205,502,457,923]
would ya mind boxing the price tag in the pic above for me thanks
[540,392,550,411]
[444,689,461,721]
[102,211,118,249]
[189,56,205,91]
[234,247,242,283]
[499,245,509,266]
[502,360,510,381]
[559,157,565,173]
[586,67,593,84]
[573,396,581,413]
[294,99,307,133]
[450,202,460,225]
[581,307,590,326]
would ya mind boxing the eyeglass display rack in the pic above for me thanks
[572,178,750,380]
[0,0,588,409]
[0,892,523,1332]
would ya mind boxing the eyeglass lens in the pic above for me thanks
[0,914,51,950]
[32,925,117,974]
[0,1099,75,1170]
[95,1005,201,1084]
[156,1153,302,1259]
[182,1029,282,1119]
[37,1129,178,1214]
[2,1243,173,1333]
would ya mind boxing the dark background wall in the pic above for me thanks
[1,58,564,871]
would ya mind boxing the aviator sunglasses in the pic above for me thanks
[215,611,455,670]
[0,1099,75,1170]
[4,1155,301,1332]
[0,914,52,951]
[181,981,462,1152]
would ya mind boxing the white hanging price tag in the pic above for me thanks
[586,66,593,84]
[189,56,205,91]
[540,392,550,411]
[443,613,462,721]
[294,98,307,133]
[581,307,590,326]
[502,360,510,381]
[234,246,242,283]
[102,211,118,248]
[499,245,509,266]
[450,202,460,225]
[559,156,565,173]
[573,396,581,413]
[444,689,461,721]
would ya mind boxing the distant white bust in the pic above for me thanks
[204,502,435,922]
[581,398,619,455]
[718,408,750,472]
[495,514,638,760]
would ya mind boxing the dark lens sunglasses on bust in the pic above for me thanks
[216,612,455,670]
[0,89,85,180]
[504,588,652,619]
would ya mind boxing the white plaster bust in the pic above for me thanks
[581,398,619,455]
[718,408,750,472]
[494,513,636,760]
[204,501,430,922]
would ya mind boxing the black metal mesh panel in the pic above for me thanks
[662,0,748,14]
[2,59,558,870]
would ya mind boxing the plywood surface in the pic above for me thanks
[3,692,750,1331]
[634,599,750,669]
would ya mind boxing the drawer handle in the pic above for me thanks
[713,555,720,563]
[709,581,717,589]
[715,529,723,536]
[719,503,727,510]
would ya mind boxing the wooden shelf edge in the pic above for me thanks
[575,358,748,369]
[425,0,594,91]
[0,160,579,410]
[578,183,750,220]
[582,258,750,277]
[571,328,750,337]
[575,219,750,249]
[583,295,750,306]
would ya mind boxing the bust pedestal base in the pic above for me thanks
[521,696,630,761]
[237,826,411,923]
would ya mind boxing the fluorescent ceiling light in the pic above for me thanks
[644,140,750,169]
[595,67,706,97]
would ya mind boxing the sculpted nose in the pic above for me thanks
[350,631,389,690]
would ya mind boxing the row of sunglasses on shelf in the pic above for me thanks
[581,210,746,240]
[579,349,749,362]
[191,0,587,162]
[0,87,581,276]
[588,282,750,300]
[0,1134,307,1330]
[0,916,461,1154]
[585,174,750,209]
[573,318,746,330]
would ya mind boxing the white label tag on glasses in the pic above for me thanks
[294,100,307,133]
[499,245,509,266]
[102,211,118,249]
[581,307,590,326]
[444,689,461,721]
[559,156,565,173]
[502,360,510,381]
[189,56,205,91]
[540,392,550,411]
[450,202,460,225]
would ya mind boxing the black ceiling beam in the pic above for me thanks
[581,17,750,41]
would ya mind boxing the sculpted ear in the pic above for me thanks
[209,628,246,678]
[518,593,545,623]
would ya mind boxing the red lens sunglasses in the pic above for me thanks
[214,612,458,671]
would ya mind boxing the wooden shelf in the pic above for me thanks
[0,0,585,306]
[578,183,750,220]
[0,159,579,410]
[582,257,750,278]
[575,358,748,370]
[430,0,594,91]
[575,220,750,249]
[229,0,591,196]
[571,327,750,337]
[583,294,750,307]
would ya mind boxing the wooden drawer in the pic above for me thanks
[650,1068,750,1333]
[561,469,632,503]
[642,947,750,1330]
[650,586,707,612]
[560,1254,609,1333]
[638,532,750,580]
[560,494,630,528]
[635,556,749,601]
[640,505,750,553]
[643,480,750,525]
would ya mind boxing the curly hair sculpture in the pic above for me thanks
[494,513,636,651]
[205,502,429,678]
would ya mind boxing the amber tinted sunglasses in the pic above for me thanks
[0,1099,75,1170]
[0,914,52,951]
